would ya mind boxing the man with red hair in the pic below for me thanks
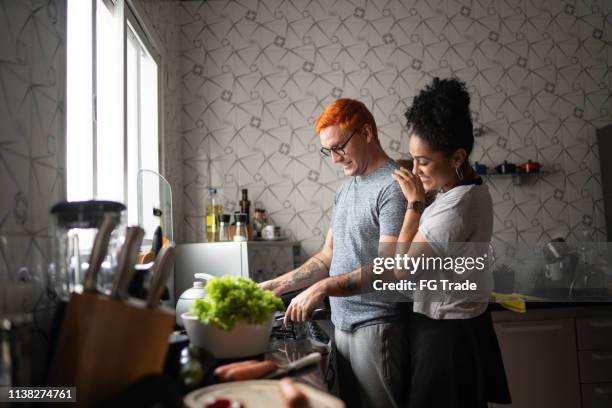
[260,99,408,408]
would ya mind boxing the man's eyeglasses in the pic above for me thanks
[320,128,358,157]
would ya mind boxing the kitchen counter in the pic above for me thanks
[491,301,612,322]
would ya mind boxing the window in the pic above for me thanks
[66,0,93,201]
[66,0,161,233]
[126,16,160,230]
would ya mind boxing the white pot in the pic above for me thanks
[176,273,215,327]
[175,282,207,327]
[182,312,274,359]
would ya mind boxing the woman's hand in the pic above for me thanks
[392,168,425,203]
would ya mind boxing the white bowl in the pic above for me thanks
[181,313,274,359]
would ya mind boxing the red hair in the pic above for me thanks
[315,99,378,138]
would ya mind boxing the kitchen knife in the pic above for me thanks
[83,215,117,292]
[264,352,322,379]
[110,226,145,300]
[145,242,176,308]
[151,226,163,256]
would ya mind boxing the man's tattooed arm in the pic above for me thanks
[320,269,362,297]
[275,255,330,293]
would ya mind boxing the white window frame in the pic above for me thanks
[65,0,166,206]
[124,0,165,177]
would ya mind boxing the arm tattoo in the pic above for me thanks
[290,256,328,285]
[335,271,360,294]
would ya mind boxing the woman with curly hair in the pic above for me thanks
[391,77,511,407]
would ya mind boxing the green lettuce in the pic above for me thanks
[190,276,284,331]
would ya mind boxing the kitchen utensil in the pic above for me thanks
[543,238,571,262]
[50,200,126,300]
[473,162,488,175]
[110,226,145,300]
[233,213,248,242]
[538,238,580,296]
[152,226,163,256]
[218,215,231,242]
[182,313,275,359]
[146,243,177,308]
[544,260,567,281]
[495,161,516,174]
[139,225,164,265]
[176,282,207,325]
[518,159,542,173]
[82,215,118,292]
[183,380,345,408]
[48,227,176,405]
[262,225,281,240]
[176,273,214,326]
[264,352,322,379]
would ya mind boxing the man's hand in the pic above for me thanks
[258,279,285,296]
[283,281,327,326]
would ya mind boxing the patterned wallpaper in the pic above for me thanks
[0,0,66,383]
[133,0,184,242]
[178,0,612,256]
[0,0,66,303]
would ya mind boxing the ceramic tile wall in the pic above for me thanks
[178,0,612,256]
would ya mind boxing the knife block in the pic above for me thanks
[48,291,175,406]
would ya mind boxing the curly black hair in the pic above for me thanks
[404,77,474,157]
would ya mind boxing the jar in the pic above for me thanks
[49,200,126,300]
[218,214,231,242]
[233,213,248,242]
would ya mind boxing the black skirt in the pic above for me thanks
[406,308,512,408]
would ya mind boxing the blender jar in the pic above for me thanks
[49,200,126,300]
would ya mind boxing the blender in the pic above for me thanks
[49,200,126,300]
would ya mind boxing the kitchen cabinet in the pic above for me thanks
[577,317,612,408]
[492,319,581,408]
[581,383,612,408]
[490,305,612,408]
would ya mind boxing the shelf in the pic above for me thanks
[482,170,551,185]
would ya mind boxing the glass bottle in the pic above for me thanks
[218,214,231,242]
[240,189,251,224]
[205,188,223,242]
[233,213,248,242]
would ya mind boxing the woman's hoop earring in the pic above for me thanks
[456,166,464,181]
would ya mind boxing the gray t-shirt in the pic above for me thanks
[416,183,494,319]
[329,159,407,331]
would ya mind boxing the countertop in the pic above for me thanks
[490,301,612,322]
